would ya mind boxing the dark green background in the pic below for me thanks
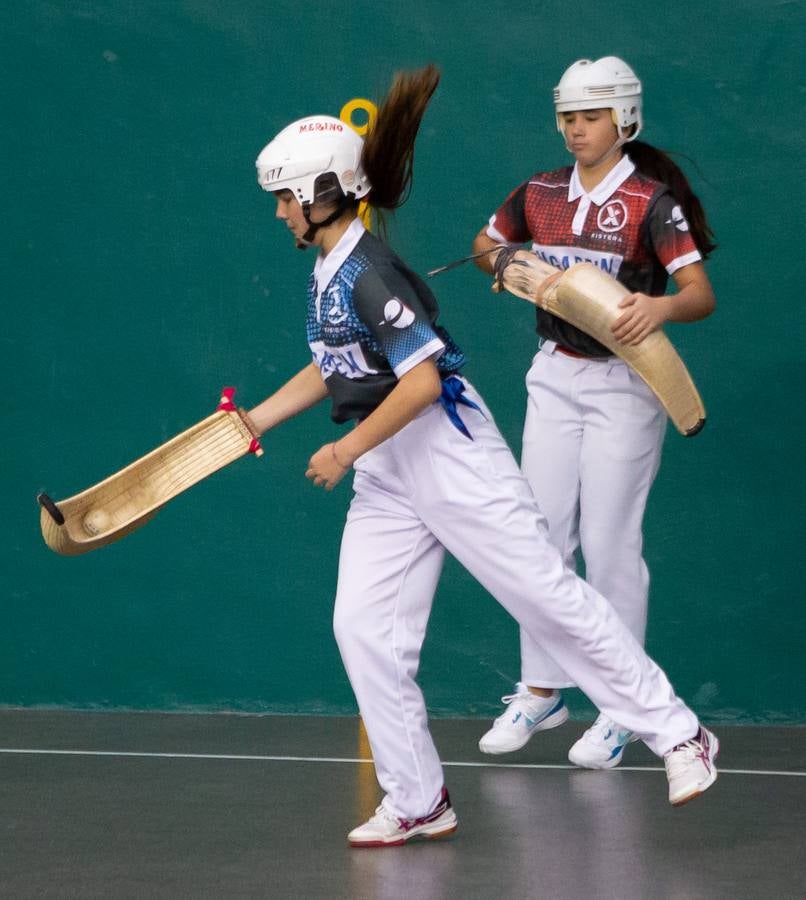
[3,1,804,722]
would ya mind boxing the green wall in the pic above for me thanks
[4,1,804,722]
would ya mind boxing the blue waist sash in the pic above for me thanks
[438,375,484,440]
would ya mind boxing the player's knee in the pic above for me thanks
[582,525,642,574]
[332,597,372,653]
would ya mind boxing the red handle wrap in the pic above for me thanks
[217,387,237,412]
[217,387,263,455]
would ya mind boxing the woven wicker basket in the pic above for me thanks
[39,398,262,556]
[499,252,706,436]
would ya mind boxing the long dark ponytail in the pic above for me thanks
[627,140,717,258]
[360,64,440,232]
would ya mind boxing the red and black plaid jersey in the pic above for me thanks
[487,156,702,356]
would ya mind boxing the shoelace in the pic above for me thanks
[500,689,529,706]
[496,687,545,723]
[368,799,448,834]
[665,736,707,777]
[588,716,616,737]
[367,804,401,831]
[367,805,402,829]
[588,715,631,744]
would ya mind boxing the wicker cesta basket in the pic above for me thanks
[498,252,706,436]
[38,389,262,556]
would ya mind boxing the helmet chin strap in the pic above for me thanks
[298,195,356,250]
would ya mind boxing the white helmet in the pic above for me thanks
[255,115,371,206]
[553,56,642,140]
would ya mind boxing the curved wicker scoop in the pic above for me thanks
[497,251,706,436]
[38,389,262,556]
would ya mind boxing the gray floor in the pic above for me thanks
[1,710,804,899]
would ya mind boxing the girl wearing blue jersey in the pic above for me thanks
[471,57,716,770]
[247,65,718,848]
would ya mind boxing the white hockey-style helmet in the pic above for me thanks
[255,115,371,207]
[553,56,642,140]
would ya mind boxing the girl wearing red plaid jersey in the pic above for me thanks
[473,57,716,770]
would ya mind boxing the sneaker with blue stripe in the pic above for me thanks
[568,713,640,769]
[478,683,569,754]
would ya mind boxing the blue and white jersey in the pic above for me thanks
[306,219,466,422]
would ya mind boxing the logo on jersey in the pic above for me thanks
[310,340,379,380]
[596,200,628,233]
[666,204,690,232]
[378,297,415,329]
[325,285,349,325]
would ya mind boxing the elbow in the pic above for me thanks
[425,368,443,404]
[698,269,716,318]
[420,363,444,405]
[400,360,443,406]
[703,287,716,319]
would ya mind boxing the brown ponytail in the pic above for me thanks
[361,64,440,226]
[627,140,717,259]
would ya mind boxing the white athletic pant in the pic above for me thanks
[519,344,667,688]
[333,378,695,820]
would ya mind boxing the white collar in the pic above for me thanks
[568,154,635,205]
[312,217,366,299]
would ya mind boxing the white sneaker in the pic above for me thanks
[664,727,719,806]
[348,788,458,848]
[478,683,568,754]
[568,713,640,769]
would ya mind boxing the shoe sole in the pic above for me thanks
[568,747,624,769]
[348,820,458,848]
[669,732,720,806]
[568,735,641,770]
[478,705,569,755]
[670,769,718,807]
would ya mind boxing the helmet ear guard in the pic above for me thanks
[311,172,348,206]
[297,173,361,247]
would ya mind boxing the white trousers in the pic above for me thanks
[519,344,667,687]
[333,379,694,820]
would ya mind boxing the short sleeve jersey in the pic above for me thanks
[487,154,702,356]
[307,219,465,422]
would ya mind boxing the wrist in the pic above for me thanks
[331,442,352,469]
[658,295,675,325]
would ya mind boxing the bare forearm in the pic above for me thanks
[614,260,716,344]
[333,361,442,465]
[248,362,329,434]
[659,281,716,324]
[472,229,503,275]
